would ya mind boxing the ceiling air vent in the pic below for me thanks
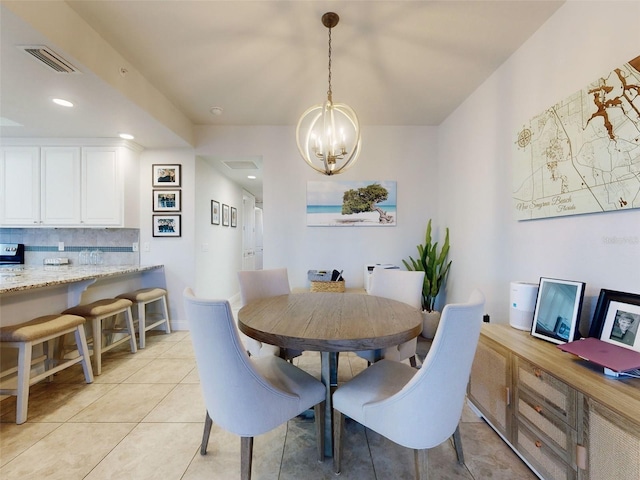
[223,161,258,170]
[18,45,80,73]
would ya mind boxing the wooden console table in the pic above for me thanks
[468,324,640,480]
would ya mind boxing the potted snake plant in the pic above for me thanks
[402,219,452,338]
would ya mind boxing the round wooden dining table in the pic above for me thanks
[237,291,423,456]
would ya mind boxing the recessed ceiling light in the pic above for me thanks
[247,175,257,180]
[119,133,134,140]
[210,106,224,116]
[52,98,73,107]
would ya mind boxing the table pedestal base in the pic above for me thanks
[320,351,339,457]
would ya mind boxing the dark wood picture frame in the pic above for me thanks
[152,164,181,187]
[211,200,220,225]
[153,189,181,212]
[222,204,230,227]
[152,214,181,237]
[231,206,237,227]
[589,289,640,352]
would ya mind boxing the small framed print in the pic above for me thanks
[152,164,181,187]
[152,214,181,237]
[531,277,585,344]
[590,290,640,352]
[231,207,237,227]
[211,200,220,225]
[153,189,181,212]
[222,204,230,226]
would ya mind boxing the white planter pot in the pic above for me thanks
[421,310,441,339]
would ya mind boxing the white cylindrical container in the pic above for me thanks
[509,281,539,331]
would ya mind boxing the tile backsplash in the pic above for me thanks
[0,228,140,266]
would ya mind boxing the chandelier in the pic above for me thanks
[296,12,361,176]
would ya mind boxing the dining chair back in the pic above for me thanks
[184,288,326,479]
[201,268,294,457]
[237,268,291,357]
[356,268,425,366]
[333,289,485,479]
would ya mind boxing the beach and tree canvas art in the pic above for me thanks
[307,180,397,226]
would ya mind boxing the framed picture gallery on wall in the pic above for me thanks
[152,164,181,187]
[222,204,230,226]
[231,207,237,227]
[211,200,220,225]
[153,189,181,212]
[152,214,181,237]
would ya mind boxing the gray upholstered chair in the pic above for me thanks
[201,268,297,454]
[333,290,485,479]
[237,268,293,358]
[355,268,425,367]
[184,288,325,479]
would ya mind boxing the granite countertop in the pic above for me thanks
[0,265,164,294]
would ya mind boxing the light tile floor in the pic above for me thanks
[0,327,537,479]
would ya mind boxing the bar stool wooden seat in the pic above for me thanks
[116,288,170,349]
[63,298,137,375]
[0,314,94,424]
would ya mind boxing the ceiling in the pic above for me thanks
[0,1,564,201]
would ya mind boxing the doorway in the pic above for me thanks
[242,191,256,270]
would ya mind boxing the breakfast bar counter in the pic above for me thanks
[0,265,166,327]
[0,265,164,294]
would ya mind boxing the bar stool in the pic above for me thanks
[63,298,137,375]
[0,314,94,424]
[116,288,171,349]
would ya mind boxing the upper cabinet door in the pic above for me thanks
[40,147,81,225]
[82,147,122,225]
[0,147,41,225]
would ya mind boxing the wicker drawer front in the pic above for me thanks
[516,357,576,427]
[469,340,510,435]
[584,399,640,480]
[517,390,576,463]
[517,420,577,480]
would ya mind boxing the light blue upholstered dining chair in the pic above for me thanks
[200,268,301,454]
[237,268,302,360]
[333,290,485,479]
[184,288,326,480]
[356,268,425,367]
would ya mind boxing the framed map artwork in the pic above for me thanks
[513,55,640,220]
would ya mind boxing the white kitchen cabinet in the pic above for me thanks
[0,142,137,227]
[82,147,121,225]
[40,147,81,224]
[0,146,40,225]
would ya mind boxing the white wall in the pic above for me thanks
[437,1,640,333]
[154,1,639,332]
[195,125,439,290]
[139,148,196,330]
[193,156,244,299]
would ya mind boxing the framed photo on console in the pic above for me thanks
[589,289,640,352]
[531,277,585,344]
